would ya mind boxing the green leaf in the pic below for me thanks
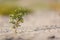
[19,18,24,23]
[10,21,15,24]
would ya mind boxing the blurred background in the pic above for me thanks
[0,0,60,15]
[0,0,60,40]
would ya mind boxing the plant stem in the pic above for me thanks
[13,19,20,33]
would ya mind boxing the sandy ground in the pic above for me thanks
[0,9,60,40]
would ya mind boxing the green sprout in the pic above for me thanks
[9,7,32,33]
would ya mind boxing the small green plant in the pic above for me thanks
[9,7,32,33]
